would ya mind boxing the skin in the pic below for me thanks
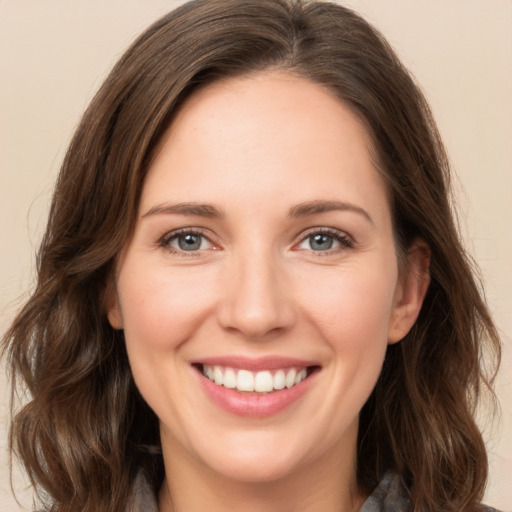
[108,71,429,512]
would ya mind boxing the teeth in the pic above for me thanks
[213,366,223,385]
[223,368,237,389]
[237,370,254,392]
[295,368,307,385]
[202,365,310,393]
[285,368,296,388]
[254,371,273,392]
[273,370,285,390]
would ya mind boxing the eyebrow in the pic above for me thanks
[142,202,224,219]
[288,200,374,225]
[141,199,373,224]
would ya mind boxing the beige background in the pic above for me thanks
[1,1,510,510]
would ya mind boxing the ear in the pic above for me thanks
[388,238,430,344]
[103,277,124,330]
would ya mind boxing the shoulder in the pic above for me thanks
[359,473,505,512]
[126,471,159,512]
[360,472,412,511]
[34,473,159,512]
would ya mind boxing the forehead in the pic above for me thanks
[141,71,390,224]
[161,71,372,161]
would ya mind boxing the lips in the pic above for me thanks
[192,356,320,417]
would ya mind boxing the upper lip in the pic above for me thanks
[191,355,319,371]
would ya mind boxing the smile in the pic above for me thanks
[202,365,309,393]
[193,358,320,417]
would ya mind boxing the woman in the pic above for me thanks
[2,0,502,511]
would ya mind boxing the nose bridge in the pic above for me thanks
[217,240,295,338]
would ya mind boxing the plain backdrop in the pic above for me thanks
[1,1,511,510]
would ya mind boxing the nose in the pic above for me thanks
[216,248,297,340]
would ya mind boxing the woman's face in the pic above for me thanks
[108,72,426,484]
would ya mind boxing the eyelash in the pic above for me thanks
[295,227,354,255]
[157,227,354,256]
[158,228,215,257]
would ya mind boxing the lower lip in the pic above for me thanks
[196,369,317,418]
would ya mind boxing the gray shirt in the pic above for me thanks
[128,471,501,511]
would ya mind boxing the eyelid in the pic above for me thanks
[157,226,354,256]
[293,227,354,253]
[158,227,220,255]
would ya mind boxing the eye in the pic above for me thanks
[303,233,336,251]
[160,229,215,253]
[297,229,353,253]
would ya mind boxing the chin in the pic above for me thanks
[176,426,303,484]
[206,451,302,484]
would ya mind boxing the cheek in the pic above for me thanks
[287,265,397,443]
[298,264,397,350]
[118,264,218,353]
[116,264,221,425]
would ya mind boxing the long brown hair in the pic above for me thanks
[3,1,501,510]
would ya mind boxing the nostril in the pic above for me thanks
[217,303,297,340]
[215,268,297,338]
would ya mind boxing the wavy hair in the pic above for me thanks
[3,1,500,510]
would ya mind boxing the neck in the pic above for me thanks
[158,424,366,512]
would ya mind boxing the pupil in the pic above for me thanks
[178,234,201,251]
[311,234,333,251]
